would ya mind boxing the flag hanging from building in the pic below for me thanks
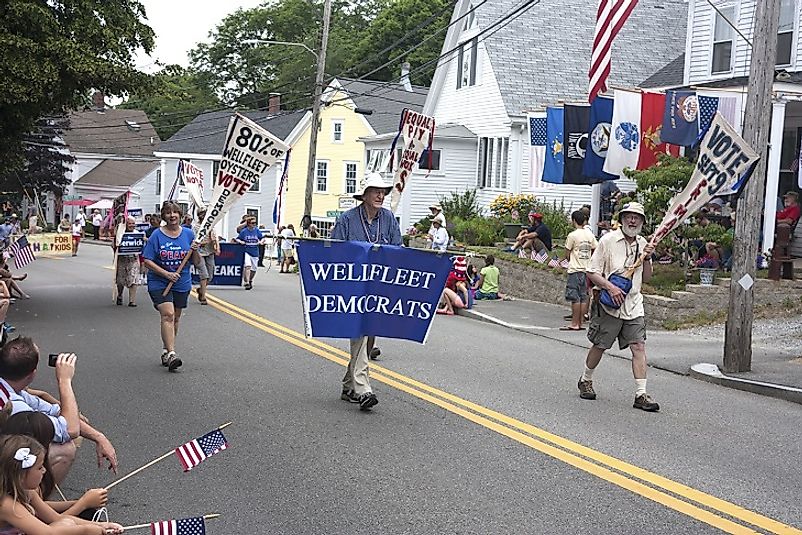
[543,107,565,184]
[638,91,679,169]
[603,90,642,176]
[563,104,596,185]
[697,92,740,141]
[9,236,35,270]
[661,90,699,146]
[583,95,617,181]
[175,429,228,472]
[150,516,206,535]
[588,0,640,102]
[528,113,552,189]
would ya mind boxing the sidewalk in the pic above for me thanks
[457,297,802,404]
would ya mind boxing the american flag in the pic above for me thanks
[548,257,560,268]
[175,429,228,472]
[589,0,639,102]
[9,236,35,269]
[559,258,570,269]
[529,113,552,189]
[150,516,206,535]
[533,250,548,264]
[698,95,718,139]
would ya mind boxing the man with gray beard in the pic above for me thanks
[577,202,660,412]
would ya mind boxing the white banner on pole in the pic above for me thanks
[390,109,435,212]
[651,112,759,244]
[196,113,290,242]
[178,160,205,208]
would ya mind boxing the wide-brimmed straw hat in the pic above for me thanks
[429,203,442,211]
[353,172,393,201]
[618,201,646,219]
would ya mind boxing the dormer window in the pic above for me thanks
[711,6,735,74]
[777,0,796,66]
[125,120,141,132]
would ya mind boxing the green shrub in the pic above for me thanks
[440,189,481,219]
[449,216,503,246]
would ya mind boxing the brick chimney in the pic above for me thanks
[92,90,106,110]
[268,93,281,113]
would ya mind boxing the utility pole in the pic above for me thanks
[302,0,332,234]
[723,0,781,373]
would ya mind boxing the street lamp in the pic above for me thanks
[242,1,331,236]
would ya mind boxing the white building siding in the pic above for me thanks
[129,168,161,215]
[732,2,757,76]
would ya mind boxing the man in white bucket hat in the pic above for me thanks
[331,172,402,411]
[577,201,660,412]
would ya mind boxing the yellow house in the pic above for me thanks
[280,78,428,235]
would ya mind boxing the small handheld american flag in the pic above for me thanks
[533,250,548,264]
[559,258,570,269]
[175,429,228,471]
[150,516,206,535]
[547,257,560,268]
[9,236,35,269]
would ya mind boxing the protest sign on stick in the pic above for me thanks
[163,113,290,295]
[388,109,435,212]
[296,240,451,343]
[178,160,205,208]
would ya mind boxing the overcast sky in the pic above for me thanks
[134,0,265,71]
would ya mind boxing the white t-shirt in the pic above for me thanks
[92,213,103,226]
[76,212,86,226]
[71,222,83,237]
[280,228,295,251]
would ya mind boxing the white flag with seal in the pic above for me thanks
[389,109,435,212]
[651,112,759,245]
[195,113,290,242]
[603,89,642,176]
[178,160,205,208]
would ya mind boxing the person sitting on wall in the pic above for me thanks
[510,212,552,255]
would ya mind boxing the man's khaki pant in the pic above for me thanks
[342,337,371,396]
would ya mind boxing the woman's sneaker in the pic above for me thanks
[340,389,359,403]
[358,392,378,411]
[160,349,169,367]
[165,351,182,372]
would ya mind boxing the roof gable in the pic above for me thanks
[333,78,428,134]
[76,159,158,187]
[64,109,161,156]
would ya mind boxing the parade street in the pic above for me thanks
[19,244,802,535]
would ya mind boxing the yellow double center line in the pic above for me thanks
[203,292,799,535]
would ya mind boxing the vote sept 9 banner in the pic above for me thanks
[296,240,452,343]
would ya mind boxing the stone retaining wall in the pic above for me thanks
[471,256,802,327]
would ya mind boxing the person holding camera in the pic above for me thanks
[0,337,118,484]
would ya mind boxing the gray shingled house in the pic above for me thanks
[397,0,688,229]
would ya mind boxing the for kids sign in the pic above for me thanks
[297,240,451,343]
[26,234,72,256]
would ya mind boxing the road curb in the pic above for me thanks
[690,363,802,405]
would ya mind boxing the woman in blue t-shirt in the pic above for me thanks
[234,216,264,290]
[142,201,199,371]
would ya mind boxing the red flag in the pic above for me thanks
[637,92,679,169]
[589,0,639,102]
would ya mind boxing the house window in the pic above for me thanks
[250,176,260,192]
[311,218,335,238]
[711,6,735,74]
[155,169,161,195]
[457,37,478,88]
[245,207,260,225]
[316,161,328,192]
[477,137,508,189]
[418,149,441,171]
[777,0,796,66]
[344,162,358,194]
[332,121,343,143]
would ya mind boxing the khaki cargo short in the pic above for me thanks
[587,301,647,350]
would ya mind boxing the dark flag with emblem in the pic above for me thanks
[583,96,617,182]
[542,107,565,184]
[661,90,698,146]
[563,104,596,185]
[9,236,35,269]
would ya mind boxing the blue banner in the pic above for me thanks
[661,90,699,146]
[296,240,452,343]
[135,222,150,233]
[583,96,617,181]
[117,232,145,256]
[190,243,244,286]
[542,107,564,184]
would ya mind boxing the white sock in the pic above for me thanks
[635,379,647,397]
[581,366,595,382]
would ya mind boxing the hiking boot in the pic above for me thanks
[166,351,182,372]
[340,389,359,403]
[369,347,381,360]
[578,379,596,400]
[358,392,378,411]
[633,394,660,412]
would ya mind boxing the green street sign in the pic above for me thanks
[326,211,343,218]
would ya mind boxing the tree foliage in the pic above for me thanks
[120,65,220,140]
[623,154,696,231]
[0,117,75,194]
[0,0,155,174]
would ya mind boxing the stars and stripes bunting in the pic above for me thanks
[9,236,35,269]
[150,516,206,535]
[175,429,228,472]
[589,0,639,102]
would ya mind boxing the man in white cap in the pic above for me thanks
[331,172,402,411]
[577,201,659,412]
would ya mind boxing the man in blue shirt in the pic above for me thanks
[331,173,402,411]
[235,216,264,290]
[0,218,12,247]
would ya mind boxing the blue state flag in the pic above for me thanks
[543,107,564,184]
[661,90,699,146]
[582,96,617,181]
[296,240,452,343]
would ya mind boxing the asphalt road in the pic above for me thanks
[14,243,802,534]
